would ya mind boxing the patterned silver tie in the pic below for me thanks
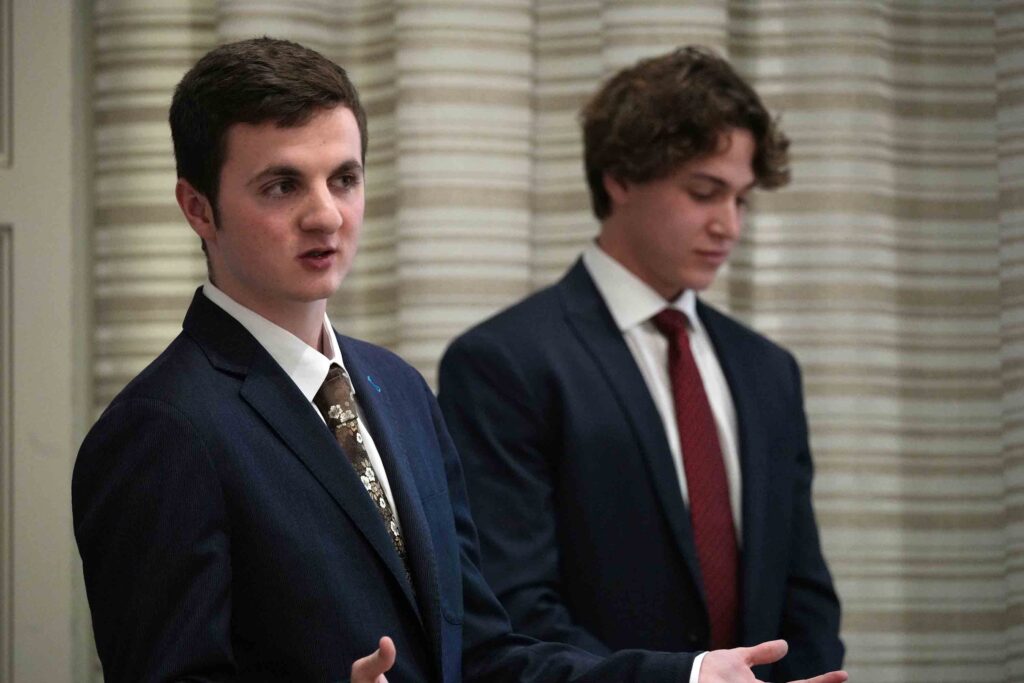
[313,364,407,567]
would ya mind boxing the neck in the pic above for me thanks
[227,290,328,350]
[279,306,328,351]
[204,281,333,354]
[594,233,684,302]
[316,325,332,357]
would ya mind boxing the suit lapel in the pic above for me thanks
[183,291,423,624]
[697,302,770,624]
[339,339,444,668]
[559,262,706,603]
[241,355,422,615]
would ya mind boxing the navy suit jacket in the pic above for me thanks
[73,290,696,682]
[438,260,843,682]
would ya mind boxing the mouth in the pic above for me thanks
[696,249,729,264]
[299,247,338,268]
[301,247,337,258]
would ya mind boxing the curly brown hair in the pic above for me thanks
[580,46,790,219]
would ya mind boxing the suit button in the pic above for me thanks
[685,628,703,644]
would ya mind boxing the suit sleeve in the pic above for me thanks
[773,356,845,680]
[438,330,613,656]
[72,398,235,682]
[423,380,695,683]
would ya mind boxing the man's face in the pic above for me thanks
[598,127,756,300]
[185,106,364,325]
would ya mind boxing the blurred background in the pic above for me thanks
[0,0,1017,681]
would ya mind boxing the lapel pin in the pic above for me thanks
[367,375,382,393]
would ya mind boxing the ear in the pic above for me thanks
[175,178,217,243]
[602,172,631,208]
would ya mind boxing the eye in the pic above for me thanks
[688,188,718,203]
[333,173,362,191]
[687,182,719,202]
[263,178,297,198]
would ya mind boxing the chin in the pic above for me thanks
[294,284,340,303]
[313,273,347,298]
[686,270,720,292]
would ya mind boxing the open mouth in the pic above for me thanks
[299,248,338,269]
[302,248,336,259]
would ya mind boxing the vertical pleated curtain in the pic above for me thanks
[87,1,1018,681]
[1000,1,1024,680]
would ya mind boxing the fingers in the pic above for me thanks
[376,636,397,670]
[735,639,788,667]
[707,640,844,683]
[350,636,397,683]
[792,671,848,683]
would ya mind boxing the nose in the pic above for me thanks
[299,183,343,233]
[709,200,742,240]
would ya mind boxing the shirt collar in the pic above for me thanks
[201,280,344,402]
[581,241,698,332]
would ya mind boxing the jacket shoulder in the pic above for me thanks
[447,276,574,359]
[106,333,213,406]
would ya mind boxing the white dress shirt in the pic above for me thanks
[202,281,402,530]
[582,243,744,680]
[582,243,742,533]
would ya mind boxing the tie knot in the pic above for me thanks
[314,364,356,426]
[321,365,351,398]
[652,308,690,339]
[325,364,346,384]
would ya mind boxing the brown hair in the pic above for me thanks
[169,36,367,212]
[580,46,790,219]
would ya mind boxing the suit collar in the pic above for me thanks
[182,290,428,627]
[182,287,259,376]
[581,242,698,331]
[201,281,341,402]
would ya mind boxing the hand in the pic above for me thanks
[350,636,396,683]
[699,639,848,683]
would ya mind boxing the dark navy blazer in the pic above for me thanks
[438,260,843,682]
[73,290,695,682]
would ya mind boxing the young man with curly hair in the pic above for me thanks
[440,46,844,683]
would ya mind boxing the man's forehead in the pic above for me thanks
[221,106,363,166]
[679,129,756,187]
[225,104,357,136]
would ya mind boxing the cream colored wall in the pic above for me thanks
[0,0,92,681]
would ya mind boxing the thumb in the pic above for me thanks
[735,639,788,667]
[351,636,397,683]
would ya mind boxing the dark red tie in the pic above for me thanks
[653,309,738,649]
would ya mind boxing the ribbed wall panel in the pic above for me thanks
[1000,0,1024,680]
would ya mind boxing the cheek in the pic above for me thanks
[347,200,365,224]
[342,207,364,239]
[348,209,364,230]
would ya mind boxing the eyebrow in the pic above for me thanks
[246,159,364,187]
[689,172,757,193]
